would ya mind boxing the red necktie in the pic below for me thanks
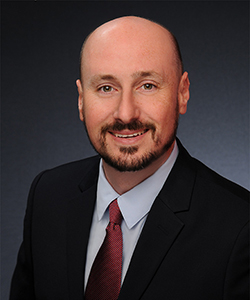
[85,199,123,300]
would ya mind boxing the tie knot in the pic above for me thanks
[109,199,122,226]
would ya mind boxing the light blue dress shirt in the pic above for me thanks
[84,141,178,289]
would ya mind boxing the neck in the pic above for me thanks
[102,143,174,195]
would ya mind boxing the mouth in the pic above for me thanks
[110,129,148,138]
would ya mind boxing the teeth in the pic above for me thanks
[114,130,147,138]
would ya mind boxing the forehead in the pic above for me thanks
[81,19,176,80]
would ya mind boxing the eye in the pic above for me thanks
[99,85,113,93]
[142,83,155,90]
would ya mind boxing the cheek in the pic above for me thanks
[149,103,179,137]
[145,104,175,126]
[84,113,102,138]
[143,89,177,119]
[83,99,110,128]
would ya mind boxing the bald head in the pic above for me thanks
[76,16,190,175]
[79,16,183,82]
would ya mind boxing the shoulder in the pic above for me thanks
[190,155,249,227]
[44,155,100,174]
[30,155,100,198]
[177,139,249,200]
[176,140,249,220]
[188,153,249,205]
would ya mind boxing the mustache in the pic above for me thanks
[101,120,156,134]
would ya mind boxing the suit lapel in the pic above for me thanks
[119,199,184,300]
[66,157,99,299]
[119,141,197,300]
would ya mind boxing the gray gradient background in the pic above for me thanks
[1,1,249,299]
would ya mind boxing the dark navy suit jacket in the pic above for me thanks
[10,140,249,299]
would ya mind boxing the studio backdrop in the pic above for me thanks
[1,1,249,299]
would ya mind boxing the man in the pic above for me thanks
[10,16,249,300]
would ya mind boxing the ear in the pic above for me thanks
[178,72,190,115]
[76,79,84,121]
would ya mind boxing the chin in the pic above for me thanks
[100,139,174,172]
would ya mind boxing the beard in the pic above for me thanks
[84,106,179,172]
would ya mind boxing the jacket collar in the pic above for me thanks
[78,155,100,192]
[157,138,196,213]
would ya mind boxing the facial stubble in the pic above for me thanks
[83,104,179,172]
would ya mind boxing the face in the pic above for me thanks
[77,18,190,172]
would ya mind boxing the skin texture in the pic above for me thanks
[77,16,190,194]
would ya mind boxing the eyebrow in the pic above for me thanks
[88,74,119,88]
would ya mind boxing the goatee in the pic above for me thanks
[84,117,179,172]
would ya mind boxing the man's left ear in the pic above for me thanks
[178,71,190,115]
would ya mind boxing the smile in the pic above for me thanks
[111,129,148,138]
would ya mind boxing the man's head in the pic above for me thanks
[77,16,190,172]
[79,18,184,82]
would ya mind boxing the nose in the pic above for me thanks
[113,90,140,123]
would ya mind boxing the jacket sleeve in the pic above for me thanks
[9,172,45,300]
[223,221,249,300]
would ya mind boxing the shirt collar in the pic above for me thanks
[96,141,179,229]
